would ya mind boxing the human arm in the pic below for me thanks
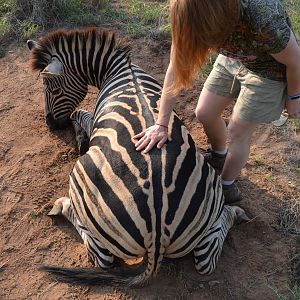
[133,61,177,153]
[271,30,300,118]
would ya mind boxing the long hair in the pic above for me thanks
[170,0,240,92]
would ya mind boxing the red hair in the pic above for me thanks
[170,0,239,91]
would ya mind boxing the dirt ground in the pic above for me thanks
[0,27,299,300]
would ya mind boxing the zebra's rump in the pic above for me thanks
[68,115,223,259]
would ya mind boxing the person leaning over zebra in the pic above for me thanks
[134,0,300,204]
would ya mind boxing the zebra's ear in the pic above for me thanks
[41,57,63,78]
[27,40,37,51]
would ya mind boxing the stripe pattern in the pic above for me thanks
[29,28,242,286]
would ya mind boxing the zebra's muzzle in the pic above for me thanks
[46,113,70,130]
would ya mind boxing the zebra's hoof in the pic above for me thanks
[47,198,65,216]
[234,206,250,224]
[47,205,62,216]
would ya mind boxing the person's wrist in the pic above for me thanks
[156,122,168,129]
[287,92,300,100]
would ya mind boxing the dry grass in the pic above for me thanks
[277,205,300,235]
[0,0,109,49]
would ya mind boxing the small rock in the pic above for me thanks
[208,280,220,287]
[33,255,42,264]
[36,241,53,251]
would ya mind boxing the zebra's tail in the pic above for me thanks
[37,247,164,287]
[37,264,142,287]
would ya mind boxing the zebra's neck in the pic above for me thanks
[50,31,131,90]
[75,50,130,92]
[99,52,131,88]
[64,52,130,90]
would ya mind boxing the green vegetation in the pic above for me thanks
[0,0,169,57]
[0,0,170,41]
[270,284,300,300]
[106,0,169,37]
[253,155,263,166]
[285,0,300,39]
[0,0,109,45]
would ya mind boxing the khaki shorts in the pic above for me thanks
[204,54,287,123]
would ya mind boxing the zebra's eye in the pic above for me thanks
[52,88,61,95]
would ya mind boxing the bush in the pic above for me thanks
[0,0,109,44]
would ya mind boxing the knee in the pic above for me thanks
[195,106,213,123]
[194,106,203,121]
[227,121,253,145]
[227,124,241,143]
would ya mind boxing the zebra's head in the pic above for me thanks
[27,37,88,130]
[28,28,131,130]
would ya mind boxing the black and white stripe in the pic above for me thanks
[28,28,247,286]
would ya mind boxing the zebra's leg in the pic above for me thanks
[194,205,249,274]
[70,110,94,155]
[48,197,114,268]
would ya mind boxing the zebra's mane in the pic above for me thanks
[29,27,131,72]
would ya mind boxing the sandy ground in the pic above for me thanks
[0,29,299,300]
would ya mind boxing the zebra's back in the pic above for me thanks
[68,64,223,262]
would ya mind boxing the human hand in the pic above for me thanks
[133,124,168,154]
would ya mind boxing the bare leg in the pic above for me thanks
[221,115,257,181]
[196,88,257,181]
[195,88,233,151]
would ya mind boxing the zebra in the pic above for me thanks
[27,27,249,286]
